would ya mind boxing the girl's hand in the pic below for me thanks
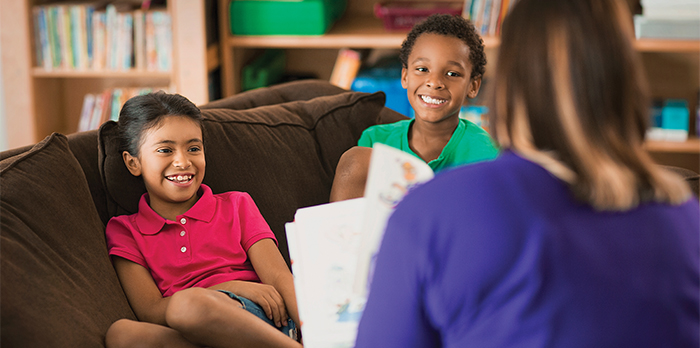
[213,281,289,327]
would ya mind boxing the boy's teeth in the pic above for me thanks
[421,95,446,105]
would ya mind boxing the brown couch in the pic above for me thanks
[2,79,698,347]
[0,80,407,347]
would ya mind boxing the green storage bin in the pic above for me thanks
[230,0,347,36]
[241,49,286,91]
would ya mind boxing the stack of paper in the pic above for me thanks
[285,144,434,348]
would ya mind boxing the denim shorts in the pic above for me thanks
[217,290,298,341]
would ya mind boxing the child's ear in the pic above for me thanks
[467,76,483,99]
[401,67,408,89]
[122,151,142,177]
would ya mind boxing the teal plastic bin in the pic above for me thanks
[230,0,347,36]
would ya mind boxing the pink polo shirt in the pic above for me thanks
[105,184,276,297]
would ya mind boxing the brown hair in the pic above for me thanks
[489,0,690,210]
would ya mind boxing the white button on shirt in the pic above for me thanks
[180,231,186,237]
[180,218,187,224]
[180,246,187,253]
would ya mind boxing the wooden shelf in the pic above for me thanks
[645,138,700,154]
[227,16,696,52]
[32,68,172,79]
[226,16,501,49]
[634,39,700,53]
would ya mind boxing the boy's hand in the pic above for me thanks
[214,281,289,327]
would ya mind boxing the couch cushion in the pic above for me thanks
[661,165,700,199]
[199,79,348,110]
[0,133,136,347]
[99,91,386,264]
[200,79,408,125]
[66,130,113,226]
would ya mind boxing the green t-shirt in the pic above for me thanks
[358,119,499,173]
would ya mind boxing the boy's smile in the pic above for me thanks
[402,33,481,124]
[123,115,205,220]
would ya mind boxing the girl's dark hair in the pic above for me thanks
[399,14,486,80]
[118,91,202,156]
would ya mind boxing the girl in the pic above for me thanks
[104,92,301,348]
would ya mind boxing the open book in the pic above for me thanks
[285,143,434,348]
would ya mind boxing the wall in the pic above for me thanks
[0,37,7,151]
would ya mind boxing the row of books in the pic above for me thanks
[462,0,520,37]
[78,87,169,132]
[32,2,172,72]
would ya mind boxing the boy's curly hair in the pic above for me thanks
[399,14,486,80]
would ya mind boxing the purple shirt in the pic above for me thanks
[106,184,276,297]
[356,151,700,348]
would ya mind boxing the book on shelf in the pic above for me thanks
[32,1,172,72]
[77,93,96,132]
[152,10,172,72]
[329,48,362,90]
[133,9,146,70]
[78,86,169,132]
[487,0,502,36]
[32,6,52,70]
[285,143,434,348]
[462,0,517,36]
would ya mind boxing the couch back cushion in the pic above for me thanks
[1,133,136,347]
[200,79,408,125]
[199,79,348,110]
[99,91,386,264]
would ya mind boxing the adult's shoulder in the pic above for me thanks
[425,151,527,193]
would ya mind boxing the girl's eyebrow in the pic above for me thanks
[154,138,203,145]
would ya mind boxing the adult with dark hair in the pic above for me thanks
[329,14,498,202]
[104,92,301,348]
[354,0,699,347]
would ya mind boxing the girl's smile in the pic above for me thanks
[123,115,205,220]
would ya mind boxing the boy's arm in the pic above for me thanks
[247,238,301,328]
[112,256,171,325]
[330,146,373,202]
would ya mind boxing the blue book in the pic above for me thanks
[33,6,52,70]
[86,5,94,67]
[47,6,62,68]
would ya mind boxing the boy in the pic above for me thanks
[330,14,498,201]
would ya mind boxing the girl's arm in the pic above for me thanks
[248,238,301,328]
[112,256,171,325]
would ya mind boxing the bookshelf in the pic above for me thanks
[216,0,699,170]
[2,0,218,149]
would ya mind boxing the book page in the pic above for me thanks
[286,144,434,347]
[353,143,434,298]
[286,197,366,348]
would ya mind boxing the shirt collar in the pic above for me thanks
[134,184,216,235]
[402,119,467,168]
